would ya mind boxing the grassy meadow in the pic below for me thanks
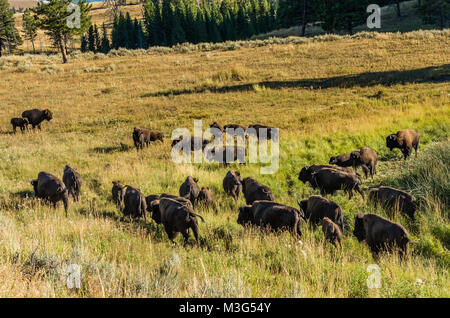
[0,30,449,297]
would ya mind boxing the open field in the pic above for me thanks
[0,30,449,297]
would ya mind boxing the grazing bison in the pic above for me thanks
[21,109,53,130]
[241,177,274,205]
[158,197,205,245]
[123,186,147,220]
[310,168,364,199]
[386,129,420,160]
[171,136,210,151]
[297,195,344,230]
[350,147,378,179]
[237,200,304,238]
[198,187,213,206]
[179,176,201,207]
[368,186,420,220]
[329,154,353,167]
[353,213,410,257]
[31,172,69,216]
[62,165,82,202]
[322,217,342,248]
[246,124,276,140]
[133,127,163,150]
[207,145,246,165]
[112,181,125,207]
[224,124,246,132]
[11,117,29,133]
[223,170,242,200]
[298,164,356,188]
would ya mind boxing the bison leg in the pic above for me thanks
[362,165,369,179]
[12,125,17,134]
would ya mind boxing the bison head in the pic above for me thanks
[151,200,161,224]
[31,179,38,196]
[386,134,398,151]
[43,109,53,121]
[298,166,310,183]
[353,214,366,242]
[237,205,253,226]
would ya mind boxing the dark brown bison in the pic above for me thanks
[350,147,378,179]
[158,197,205,245]
[298,164,356,187]
[112,181,125,207]
[310,168,364,199]
[31,172,69,216]
[123,185,147,220]
[237,200,304,238]
[368,186,421,220]
[329,154,353,167]
[150,194,194,224]
[179,176,201,207]
[223,170,242,200]
[198,187,213,206]
[224,124,246,131]
[171,135,210,151]
[21,109,53,130]
[241,177,274,205]
[62,165,82,202]
[297,195,344,230]
[386,129,420,160]
[11,117,29,133]
[246,124,276,140]
[207,145,246,165]
[322,217,342,248]
[353,213,410,257]
[133,127,163,150]
[145,194,160,212]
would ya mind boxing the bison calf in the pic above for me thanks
[112,181,125,207]
[353,213,410,257]
[386,129,420,160]
[350,147,378,179]
[223,170,242,200]
[63,165,82,202]
[329,154,353,167]
[322,217,342,248]
[198,187,213,206]
[179,176,201,207]
[11,117,29,133]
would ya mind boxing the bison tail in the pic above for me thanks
[190,212,205,223]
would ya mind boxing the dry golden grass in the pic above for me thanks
[0,31,449,297]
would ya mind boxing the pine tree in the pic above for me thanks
[417,0,449,30]
[22,8,38,53]
[0,0,22,56]
[206,1,223,43]
[100,23,110,53]
[88,25,95,52]
[143,0,164,46]
[278,0,315,36]
[33,0,91,63]
[161,0,174,45]
[170,2,186,45]
[195,4,208,43]
[111,14,120,49]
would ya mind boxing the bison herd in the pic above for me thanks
[11,110,423,258]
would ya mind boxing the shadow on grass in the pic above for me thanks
[91,143,133,154]
[13,190,35,199]
[142,64,450,97]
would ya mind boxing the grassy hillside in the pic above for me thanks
[0,30,449,297]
